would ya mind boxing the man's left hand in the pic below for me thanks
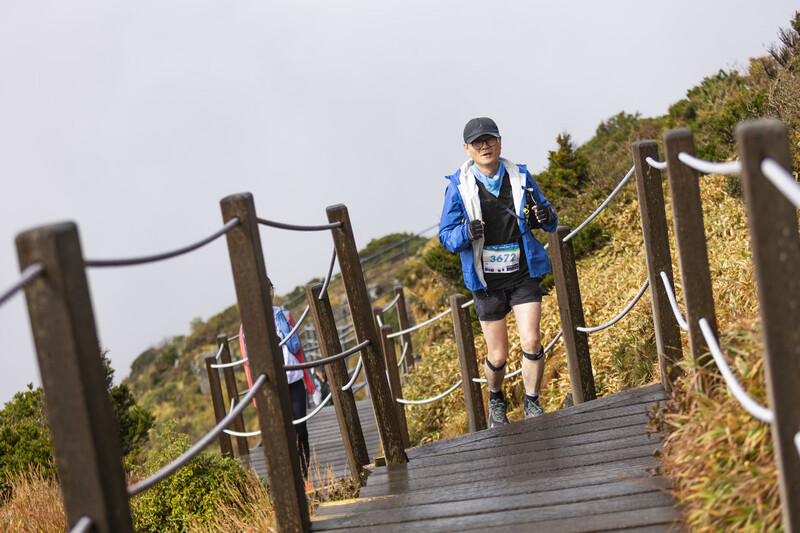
[535,205,555,225]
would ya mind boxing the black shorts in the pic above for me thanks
[473,276,546,321]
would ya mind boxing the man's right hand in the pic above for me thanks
[466,219,484,241]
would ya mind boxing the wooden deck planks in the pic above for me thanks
[311,384,681,532]
[243,399,382,483]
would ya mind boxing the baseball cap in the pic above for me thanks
[463,117,500,144]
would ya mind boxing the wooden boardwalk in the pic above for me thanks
[244,399,382,483]
[311,384,681,532]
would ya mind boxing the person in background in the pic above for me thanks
[238,277,316,485]
[439,117,558,428]
[313,367,332,407]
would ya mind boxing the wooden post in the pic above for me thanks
[216,334,249,457]
[547,225,596,404]
[327,204,407,465]
[16,223,134,533]
[631,141,684,390]
[306,282,369,482]
[380,324,410,448]
[737,119,800,532]
[663,128,718,370]
[205,355,234,458]
[220,193,309,533]
[450,294,487,432]
[394,286,413,374]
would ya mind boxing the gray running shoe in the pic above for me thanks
[488,396,509,428]
[524,396,545,418]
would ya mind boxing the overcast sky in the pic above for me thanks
[1,1,796,406]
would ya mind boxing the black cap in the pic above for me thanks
[463,117,500,144]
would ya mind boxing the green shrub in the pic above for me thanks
[130,420,255,532]
[423,242,464,286]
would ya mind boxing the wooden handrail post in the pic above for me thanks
[220,193,308,533]
[663,128,718,372]
[394,286,413,374]
[306,282,369,482]
[205,355,234,458]
[16,223,134,533]
[380,324,410,448]
[631,141,684,391]
[737,119,800,532]
[216,334,249,457]
[450,294,487,432]
[327,204,407,465]
[547,225,596,404]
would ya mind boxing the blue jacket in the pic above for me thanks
[439,157,557,291]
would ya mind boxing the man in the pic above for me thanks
[439,117,558,427]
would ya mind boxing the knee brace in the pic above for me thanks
[523,348,545,361]
[485,358,507,372]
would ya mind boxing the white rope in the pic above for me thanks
[563,166,635,243]
[678,152,742,175]
[376,314,383,328]
[646,157,667,170]
[386,307,452,338]
[382,293,402,312]
[397,379,462,405]
[761,157,800,209]
[397,341,410,368]
[224,428,261,437]
[278,305,310,347]
[660,271,689,331]
[342,356,364,391]
[292,393,333,424]
[698,318,774,424]
[461,299,474,308]
[210,357,247,369]
[473,331,563,383]
[214,343,225,361]
[795,432,800,460]
[578,279,649,333]
[228,333,239,343]
[68,516,94,533]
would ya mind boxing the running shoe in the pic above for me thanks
[488,396,509,428]
[524,396,545,418]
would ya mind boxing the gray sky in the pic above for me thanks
[1,0,796,405]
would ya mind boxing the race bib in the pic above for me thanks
[482,244,520,274]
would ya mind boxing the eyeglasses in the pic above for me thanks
[470,137,499,149]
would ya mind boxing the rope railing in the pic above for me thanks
[68,516,94,533]
[562,165,636,243]
[472,331,563,383]
[283,339,371,371]
[397,342,409,368]
[660,271,690,332]
[210,357,247,369]
[698,318,773,424]
[342,356,364,391]
[128,374,267,496]
[318,248,337,300]
[677,152,742,175]
[85,218,240,267]
[577,278,649,333]
[278,305,310,348]
[396,379,463,405]
[214,342,225,362]
[256,218,343,232]
[0,262,45,308]
[761,157,800,209]
[646,157,667,170]
[382,293,402,313]
[375,314,383,328]
[386,308,451,338]
[227,333,239,343]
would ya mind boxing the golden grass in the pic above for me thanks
[0,468,65,532]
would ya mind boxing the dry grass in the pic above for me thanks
[0,469,65,532]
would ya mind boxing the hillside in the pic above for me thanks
[122,13,800,530]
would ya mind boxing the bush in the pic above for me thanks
[130,420,255,532]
